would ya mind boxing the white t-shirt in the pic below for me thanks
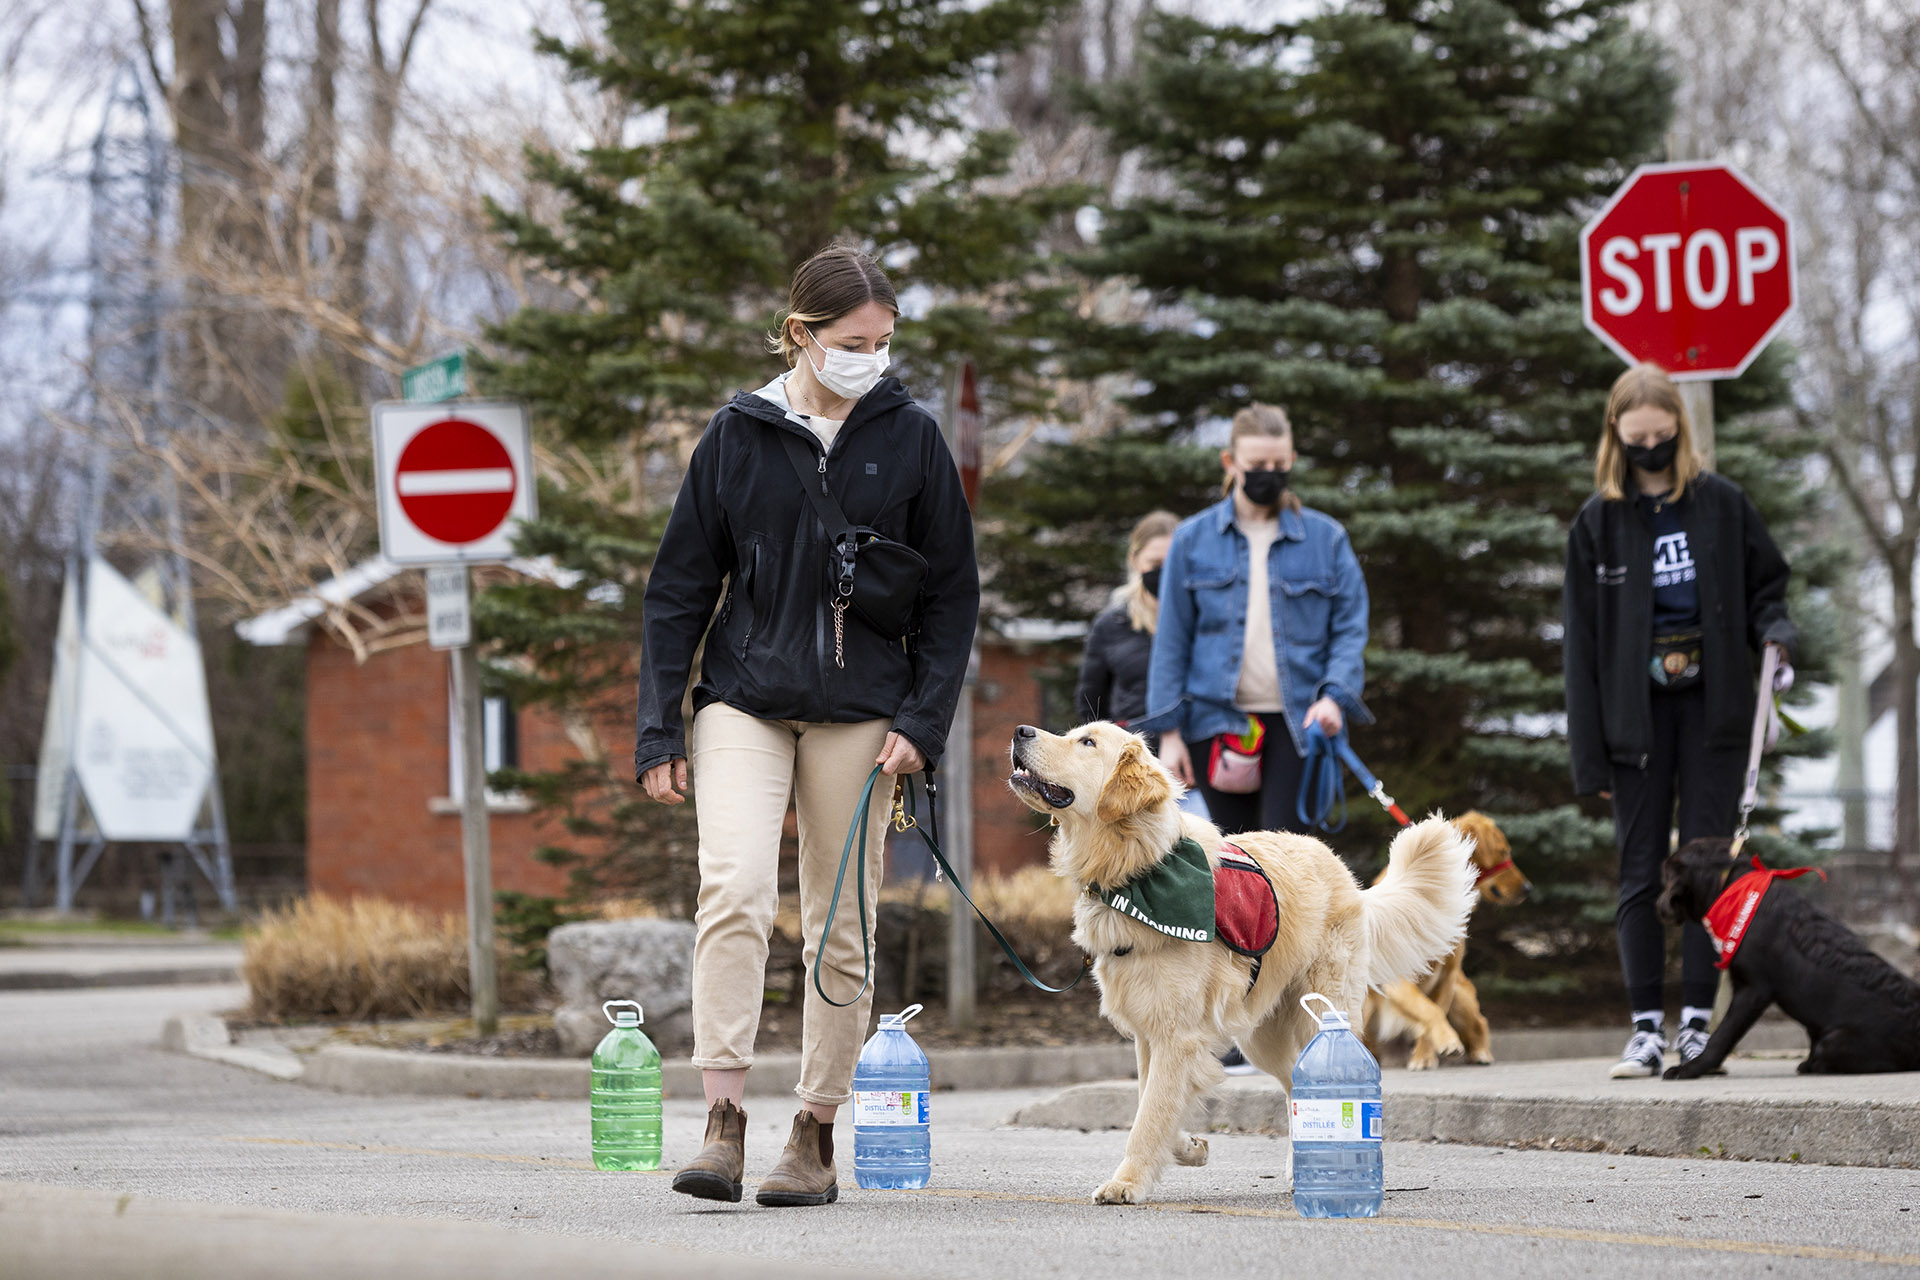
[1234,517,1284,714]
[753,371,843,448]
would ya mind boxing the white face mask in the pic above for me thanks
[802,328,890,401]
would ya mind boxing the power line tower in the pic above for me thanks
[26,62,235,921]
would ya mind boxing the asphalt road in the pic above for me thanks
[2,984,1917,1279]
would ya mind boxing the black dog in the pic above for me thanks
[1657,838,1920,1077]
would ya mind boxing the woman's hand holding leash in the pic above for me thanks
[876,731,925,776]
[1158,731,1196,786]
[1303,698,1343,736]
[642,758,689,805]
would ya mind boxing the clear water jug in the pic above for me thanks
[852,1002,931,1189]
[1290,992,1383,1218]
[590,999,662,1171]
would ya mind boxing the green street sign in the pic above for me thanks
[402,350,467,403]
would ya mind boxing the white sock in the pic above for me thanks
[1631,1009,1664,1031]
[1681,1005,1714,1029]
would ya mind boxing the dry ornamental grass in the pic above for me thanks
[243,895,538,1021]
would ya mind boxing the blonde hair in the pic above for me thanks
[1594,362,1702,501]
[1122,510,1179,633]
[1223,402,1304,513]
[768,245,899,366]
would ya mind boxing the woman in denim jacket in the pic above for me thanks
[1137,403,1372,836]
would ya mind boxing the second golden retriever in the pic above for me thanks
[1009,721,1475,1206]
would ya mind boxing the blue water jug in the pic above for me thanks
[1290,992,1383,1218]
[852,1002,931,1189]
[590,999,662,1171]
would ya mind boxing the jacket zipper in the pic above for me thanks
[739,543,760,658]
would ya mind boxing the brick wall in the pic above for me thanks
[305,636,572,912]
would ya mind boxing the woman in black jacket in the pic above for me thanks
[1563,362,1794,1081]
[635,246,979,1207]
[1074,510,1177,737]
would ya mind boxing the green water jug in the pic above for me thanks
[590,999,662,1171]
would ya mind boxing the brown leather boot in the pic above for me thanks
[670,1100,746,1202]
[755,1111,838,1207]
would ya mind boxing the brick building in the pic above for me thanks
[241,562,1086,909]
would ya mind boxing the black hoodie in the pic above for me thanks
[1562,471,1794,796]
[634,376,979,778]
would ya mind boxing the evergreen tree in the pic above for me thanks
[1068,3,1832,1009]
[479,0,1076,912]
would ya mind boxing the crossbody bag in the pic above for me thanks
[778,430,929,664]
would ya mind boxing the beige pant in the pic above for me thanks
[688,701,894,1106]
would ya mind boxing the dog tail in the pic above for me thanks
[1361,815,1477,989]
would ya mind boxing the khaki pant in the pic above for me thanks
[688,702,894,1106]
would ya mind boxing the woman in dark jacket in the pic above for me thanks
[1075,510,1178,738]
[635,246,979,1207]
[1563,362,1794,1081]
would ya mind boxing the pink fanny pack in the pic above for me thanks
[1207,717,1266,794]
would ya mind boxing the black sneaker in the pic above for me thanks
[1609,1020,1666,1078]
[1674,1018,1724,1075]
[1220,1046,1257,1076]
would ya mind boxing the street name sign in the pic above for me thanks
[1579,162,1794,381]
[373,402,535,565]
[402,350,468,403]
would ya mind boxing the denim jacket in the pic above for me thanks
[1138,497,1372,753]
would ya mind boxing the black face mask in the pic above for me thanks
[1240,467,1289,507]
[1624,437,1679,473]
[1140,567,1162,598]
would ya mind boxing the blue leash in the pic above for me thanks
[1296,722,1411,833]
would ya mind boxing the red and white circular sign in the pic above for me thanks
[1580,163,1794,380]
[396,419,517,543]
[373,402,535,565]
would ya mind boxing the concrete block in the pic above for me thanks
[547,919,696,1057]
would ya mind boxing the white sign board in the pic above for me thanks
[70,558,216,840]
[426,565,472,650]
[373,401,536,566]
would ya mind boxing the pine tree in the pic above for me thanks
[478,0,1076,912]
[1067,3,1833,1010]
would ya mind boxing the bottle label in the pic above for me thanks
[1290,1098,1382,1142]
[852,1089,930,1126]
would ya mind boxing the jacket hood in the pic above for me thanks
[729,375,915,431]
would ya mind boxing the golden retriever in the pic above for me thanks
[1009,721,1475,1206]
[1361,812,1531,1069]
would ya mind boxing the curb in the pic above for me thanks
[0,966,242,991]
[1007,1060,1920,1171]
[160,1011,1140,1099]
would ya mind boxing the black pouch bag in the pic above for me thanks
[779,431,929,642]
[1650,630,1703,690]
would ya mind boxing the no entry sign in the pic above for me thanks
[373,401,536,565]
[1579,162,1794,381]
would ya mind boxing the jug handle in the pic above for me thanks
[1298,992,1343,1023]
[603,999,644,1025]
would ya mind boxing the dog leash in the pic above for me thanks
[1296,722,1411,833]
[1729,645,1784,861]
[811,764,1089,1009]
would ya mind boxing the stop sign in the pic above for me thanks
[1579,162,1794,380]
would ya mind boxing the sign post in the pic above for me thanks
[1579,162,1795,467]
[942,361,983,1031]
[375,397,535,1037]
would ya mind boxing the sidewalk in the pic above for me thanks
[0,943,243,990]
[1008,1054,1920,1168]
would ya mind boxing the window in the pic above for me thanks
[447,684,520,803]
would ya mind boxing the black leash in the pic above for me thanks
[811,765,1089,1008]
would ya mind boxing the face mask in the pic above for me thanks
[1623,436,1679,473]
[1239,467,1289,507]
[803,328,889,401]
[1140,567,1162,598]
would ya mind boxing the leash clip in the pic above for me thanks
[1368,781,1396,811]
[891,779,917,834]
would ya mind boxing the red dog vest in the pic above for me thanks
[1703,855,1825,969]
[1215,843,1279,958]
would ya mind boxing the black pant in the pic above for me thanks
[1195,722,1308,836]
[1610,684,1744,1014]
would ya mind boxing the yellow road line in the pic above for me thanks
[223,1136,1920,1268]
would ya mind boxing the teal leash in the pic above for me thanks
[811,765,1089,1009]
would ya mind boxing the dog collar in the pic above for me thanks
[1474,858,1515,884]
[1702,854,1825,969]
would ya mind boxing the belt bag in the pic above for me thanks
[1208,717,1267,794]
[1650,630,1703,691]
[779,430,928,640]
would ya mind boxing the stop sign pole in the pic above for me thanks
[1580,162,1795,467]
[375,395,536,1039]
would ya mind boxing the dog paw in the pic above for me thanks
[1467,1050,1494,1066]
[1662,1064,1697,1080]
[1174,1136,1210,1167]
[1407,1052,1437,1071]
[1093,1178,1147,1205]
[1432,1026,1466,1058]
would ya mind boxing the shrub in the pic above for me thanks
[243,895,539,1021]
